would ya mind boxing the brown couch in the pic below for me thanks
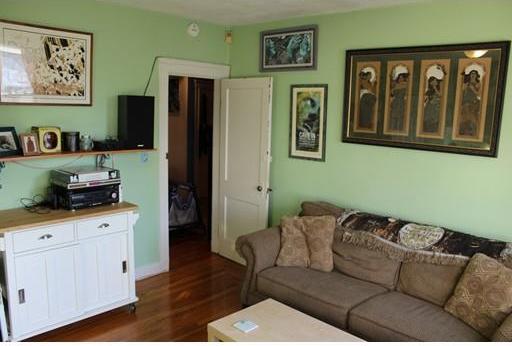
[235,203,510,342]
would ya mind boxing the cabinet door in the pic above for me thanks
[13,246,79,336]
[78,232,129,311]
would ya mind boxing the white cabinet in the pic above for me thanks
[13,246,79,336]
[0,204,139,341]
[78,232,129,311]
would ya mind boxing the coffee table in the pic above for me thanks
[207,299,364,342]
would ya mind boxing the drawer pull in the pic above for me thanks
[38,234,53,240]
[98,223,110,229]
[18,289,25,304]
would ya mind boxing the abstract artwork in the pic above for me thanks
[289,84,328,161]
[342,41,510,157]
[0,20,92,105]
[260,25,317,72]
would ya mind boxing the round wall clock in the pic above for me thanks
[187,23,200,38]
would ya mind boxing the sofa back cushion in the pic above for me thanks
[333,242,401,289]
[300,201,344,218]
[493,313,512,341]
[398,262,465,306]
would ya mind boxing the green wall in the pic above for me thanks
[0,0,229,267]
[1,0,512,271]
[230,0,512,241]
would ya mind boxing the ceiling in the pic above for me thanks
[97,0,427,25]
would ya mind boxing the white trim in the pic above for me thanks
[135,262,167,281]
[156,58,230,276]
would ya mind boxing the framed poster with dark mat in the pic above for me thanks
[342,41,510,157]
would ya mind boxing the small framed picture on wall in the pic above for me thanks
[260,25,318,72]
[19,133,41,156]
[289,84,328,161]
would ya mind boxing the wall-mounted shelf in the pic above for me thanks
[0,148,156,163]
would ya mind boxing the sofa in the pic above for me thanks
[236,202,512,342]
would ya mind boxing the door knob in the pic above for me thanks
[257,186,263,192]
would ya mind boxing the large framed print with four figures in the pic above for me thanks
[342,41,510,157]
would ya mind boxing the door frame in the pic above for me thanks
[155,58,230,276]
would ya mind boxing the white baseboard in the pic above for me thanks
[135,261,168,281]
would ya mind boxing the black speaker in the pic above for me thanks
[118,95,155,149]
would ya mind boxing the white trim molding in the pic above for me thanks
[153,58,230,278]
[135,262,167,281]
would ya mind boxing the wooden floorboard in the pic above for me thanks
[28,232,245,341]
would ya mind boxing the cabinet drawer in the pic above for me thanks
[13,224,75,253]
[77,214,128,240]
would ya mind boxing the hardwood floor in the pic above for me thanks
[29,232,245,341]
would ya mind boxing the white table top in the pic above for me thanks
[208,298,364,342]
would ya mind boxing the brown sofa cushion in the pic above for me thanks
[276,217,310,268]
[302,216,335,272]
[300,201,344,218]
[257,266,387,329]
[398,261,465,306]
[445,253,512,338]
[493,314,512,341]
[349,292,486,342]
[333,242,401,289]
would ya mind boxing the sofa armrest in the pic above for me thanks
[236,227,281,305]
[493,313,512,341]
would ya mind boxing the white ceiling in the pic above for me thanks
[97,0,427,25]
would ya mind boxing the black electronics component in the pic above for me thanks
[93,138,122,151]
[53,183,120,210]
[118,95,155,149]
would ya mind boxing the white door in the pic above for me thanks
[78,232,129,311]
[217,77,273,263]
[13,246,79,336]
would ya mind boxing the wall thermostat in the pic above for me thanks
[187,22,200,37]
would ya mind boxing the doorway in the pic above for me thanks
[168,76,214,267]
[151,59,272,279]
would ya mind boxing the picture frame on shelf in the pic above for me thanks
[342,41,510,157]
[289,84,328,161]
[0,19,93,106]
[260,25,318,72]
[0,127,22,158]
[19,133,41,156]
[32,126,62,154]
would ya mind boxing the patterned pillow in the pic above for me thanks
[276,216,310,268]
[302,216,336,272]
[444,253,512,338]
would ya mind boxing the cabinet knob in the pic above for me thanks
[38,234,53,240]
[98,223,110,229]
